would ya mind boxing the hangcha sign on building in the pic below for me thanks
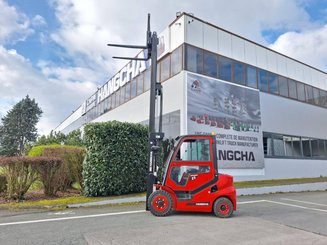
[97,51,150,102]
[81,28,169,116]
[82,51,150,115]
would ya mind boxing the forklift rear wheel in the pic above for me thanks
[213,197,233,218]
[148,190,173,217]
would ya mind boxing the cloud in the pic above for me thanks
[269,24,327,71]
[0,0,33,44]
[0,45,98,135]
[31,15,47,27]
[50,0,314,57]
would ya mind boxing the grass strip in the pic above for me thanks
[235,176,327,189]
[0,192,146,209]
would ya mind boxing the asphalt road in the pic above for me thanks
[0,191,327,245]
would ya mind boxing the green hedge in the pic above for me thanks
[29,144,82,157]
[83,121,148,196]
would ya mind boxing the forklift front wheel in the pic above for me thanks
[148,190,173,217]
[213,197,233,218]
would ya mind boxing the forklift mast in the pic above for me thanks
[107,14,163,210]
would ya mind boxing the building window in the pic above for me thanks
[312,87,320,105]
[131,78,137,98]
[108,96,112,110]
[297,82,306,102]
[301,138,311,157]
[305,85,314,104]
[203,50,218,78]
[311,139,325,158]
[319,90,327,107]
[233,61,245,85]
[258,69,268,92]
[219,56,232,82]
[116,89,121,106]
[112,92,117,109]
[125,83,131,102]
[288,79,297,99]
[160,55,170,82]
[103,97,109,113]
[268,72,278,94]
[283,136,293,157]
[263,132,273,156]
[246,65,257,88]
[272,134,285,156]
[171,45,182,76]
[120,86,126,104]
[264,132,327,159]
[137,74,143,95]
[292,137,302,157]
[278,76,288,97]
[185,45,203,74]
[324,140,327,158]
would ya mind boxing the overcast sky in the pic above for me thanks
[1,0,327,135]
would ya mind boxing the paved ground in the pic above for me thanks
[0,191,326,245]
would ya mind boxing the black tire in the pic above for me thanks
[213,197,233,218]
[148,190,173,217]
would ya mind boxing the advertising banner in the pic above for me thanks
[187,73,264,169]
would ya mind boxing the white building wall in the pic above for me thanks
[170,15,185,51]
[260,92,327,139]
[55,106,82,132]
[267,51,278,74]
[255,46,268,70]
[203,24,218,53]
[218,30,232,57]
[244,40,256,67]
[231,35,245,62]
[185,15,203,48]
[276,55,288,78]
[232,158,327,181]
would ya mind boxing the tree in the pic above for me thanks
[35,130,66,145]
[0,95,42,156]
[35,129,83,147]
[64,129,83,146]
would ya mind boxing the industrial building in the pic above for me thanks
[55,13,327,181]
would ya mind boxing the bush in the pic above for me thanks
[32,157,64,196]
[43,147,85,191]
[83,121,148,196]
[0,157,62,199]
[29,145,86,192]
[0,174,7,193]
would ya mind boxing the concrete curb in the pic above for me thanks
[67,182,327,208]
[67,196,146,208]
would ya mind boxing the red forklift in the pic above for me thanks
[148,134,236,217]
[108,14,236,218]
